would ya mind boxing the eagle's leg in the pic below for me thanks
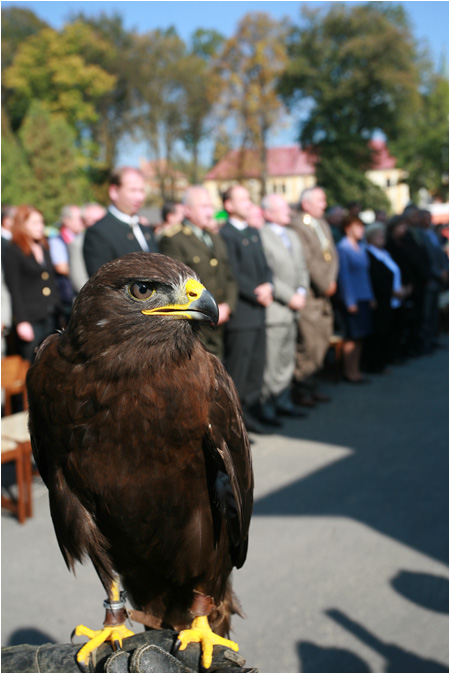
[177,615,239,669]
[175,592,239,669]
[73,578,134,671]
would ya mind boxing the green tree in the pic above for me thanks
[211,131,233,169]
[391,73,449,201]
[1,111,33,207]
[279,2,424,208]
[3,22,116,140]
[213,12,290,196]
[68,12,141,172]
[315,150,390,211]
[191,28,224,59]
[134,28,191,200]
[17,101,89,223]
[1,6,48,72]
[179,29,225,183]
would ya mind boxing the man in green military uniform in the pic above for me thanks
[159,185,237,360]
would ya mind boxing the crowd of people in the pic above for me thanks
[2,166,448,433]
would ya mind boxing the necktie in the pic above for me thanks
[189,223,213,249]
[130,219,149,252]
[279,228,292,250]
[200,230,213,249]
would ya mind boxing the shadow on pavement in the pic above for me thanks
[297,609,449,672]
[311,608,448,673]
[6,628,56,647]
[390,570,449,614]
[297,640,371,673]
[253,349,449,564]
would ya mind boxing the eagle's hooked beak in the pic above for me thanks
[141,279,219,327]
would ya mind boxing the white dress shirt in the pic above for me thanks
[108,205,149,252]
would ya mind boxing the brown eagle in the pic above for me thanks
[26,252,253,670]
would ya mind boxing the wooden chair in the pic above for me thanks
[1,355,30,416]
[1,411,33,522]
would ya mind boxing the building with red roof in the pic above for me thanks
[140,159,189,203]
[203,141,409,212]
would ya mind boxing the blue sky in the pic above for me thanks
[3,1,449,165]
[1,0,449,61]
[3,0,448,66]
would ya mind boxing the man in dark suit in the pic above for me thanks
[220,185,273,434]
[159,185,237,360]
[83,167,158,276]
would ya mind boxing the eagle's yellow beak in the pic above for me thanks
[141,279,219,326]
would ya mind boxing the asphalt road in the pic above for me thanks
[2,339,448,673]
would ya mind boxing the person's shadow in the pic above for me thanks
[297,640,371,672]
[391,570,449,614]
[297,608,448,673]
[252,347,449,565]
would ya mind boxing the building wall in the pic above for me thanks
[267,174,317,204]
[204,174,317,210]
[365,168,410,213]
[204,168,410,213]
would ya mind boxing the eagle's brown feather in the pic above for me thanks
[27,252,253,635]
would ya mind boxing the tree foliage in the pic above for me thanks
[68,12,141,170]
[390,73,449,201]
[213,12,290,195]
[279,2,424,206]
[133,28,189,200]
[133,27,222,196]
[181,29,225,183]
[1,111,34,207]
[314,151,390,211]
[3,18,118,199]
[1,6,48,72]
[4,101,90,223]
[3,22,116,137]
[1,4,446,211]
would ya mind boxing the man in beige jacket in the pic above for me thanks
[259,194,309,425]
[289,187,339,406]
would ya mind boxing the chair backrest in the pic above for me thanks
[1,356,30,415]
[1,356,30,390]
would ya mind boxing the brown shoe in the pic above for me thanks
[293,395,317,408]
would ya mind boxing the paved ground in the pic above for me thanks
[2,340,448,673]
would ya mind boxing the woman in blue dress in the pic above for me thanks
[337,215,375,383]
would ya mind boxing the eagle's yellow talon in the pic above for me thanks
[75,623,134,667]
[178,615,239,669]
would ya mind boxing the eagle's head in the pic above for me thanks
[62,253,219,369]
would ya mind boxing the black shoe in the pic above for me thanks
[243,413,273,435]
[276,402,308,418]
[256,402,283,427]
[312,392,332,403]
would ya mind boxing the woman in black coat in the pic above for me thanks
[386,217,418,358]
[365,222,412,370]
[2,205,60,361]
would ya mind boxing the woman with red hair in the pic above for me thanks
[2,205,60,361]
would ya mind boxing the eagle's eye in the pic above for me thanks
[128,282,155,301]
